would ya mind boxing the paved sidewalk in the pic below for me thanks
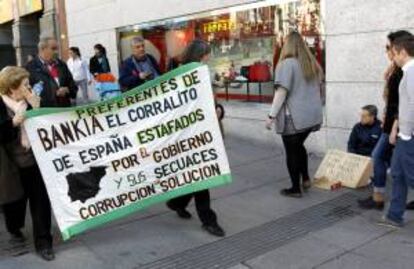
[0,133,413,269]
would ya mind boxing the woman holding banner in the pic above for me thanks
[0,66,54,261]
[265,31,324,198]
[166,40,225,237]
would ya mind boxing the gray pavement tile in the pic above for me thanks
[315,252,398,269]
[309,215,392,250]
[245,234,346,269]
[213,180,350,235]
[227,264,251,269]
[79,213,217,268]
[351,221,414,263]
[0,241,110,269]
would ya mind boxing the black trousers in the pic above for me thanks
[168,190,217,226]
[282,130,312,192]
[2,164,53,250]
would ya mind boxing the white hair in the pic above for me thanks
[38,36,56,50]
[131,36,145,46]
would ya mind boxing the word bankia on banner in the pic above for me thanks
[24,63,232,240]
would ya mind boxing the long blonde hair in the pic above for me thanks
[279,31,323,81]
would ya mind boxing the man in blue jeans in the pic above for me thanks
[358,31,409,210]
[379,35,414,228]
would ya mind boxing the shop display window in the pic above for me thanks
[117,0,324,103]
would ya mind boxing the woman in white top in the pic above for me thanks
[67,47,92,103]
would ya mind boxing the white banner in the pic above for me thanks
[25,63,232,240]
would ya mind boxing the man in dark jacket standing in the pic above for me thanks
[26,37,77,107]
[348,105,382,156]
[119,36,161,92]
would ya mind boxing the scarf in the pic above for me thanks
[1,95,30,150]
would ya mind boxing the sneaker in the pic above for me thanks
[406,201,414,210]
[280,188,302,198]
[166,202,192,219]
[358,196,384,210]
[202,224,225,237]
[377,216,403,229]
[36,248,55,261]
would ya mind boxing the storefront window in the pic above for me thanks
[117,0,324,103]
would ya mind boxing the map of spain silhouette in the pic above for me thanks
[66,166,107,203]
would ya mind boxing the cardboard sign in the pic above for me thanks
[313,150,372,190]
[25,63,232,240]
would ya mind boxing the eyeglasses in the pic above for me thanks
[51,46,59,51]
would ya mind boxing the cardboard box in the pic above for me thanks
[313,150,373,190]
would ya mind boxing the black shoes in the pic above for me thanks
[175,209,192,219]
[280,188,302,198]
[167,202,224,237]
[9,230,26,244]
[202,224,225,237]
[36,248,55,261]
[407,200,414,210]
[358,196,384,210]
[167,202,192,219]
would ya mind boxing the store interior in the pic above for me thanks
[117,0,324,103]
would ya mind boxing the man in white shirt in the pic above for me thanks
[379,35,414,228]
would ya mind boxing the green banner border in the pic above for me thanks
[25,62,203,119]
[61,173,232,240]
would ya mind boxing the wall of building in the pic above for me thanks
[0,23,16,67]
[64,0,414,154]
[0,0,63,67]
[322,0,414,151]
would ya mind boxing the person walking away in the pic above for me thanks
[378,35,414,228]
[119,36,161,92]
[265,31,324,198]
[89,44,111,77]
[0,66,54,261]
[347,105,382,156]
[67,47,92,104]
[166,40,225,237]
[358,31,411,210]
[25,36,78,107]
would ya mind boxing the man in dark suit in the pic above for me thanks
[26,37,78,107]
[119,36,161,92]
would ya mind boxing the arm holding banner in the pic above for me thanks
[119,59,144,91]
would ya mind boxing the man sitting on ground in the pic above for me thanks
[347,105,382,156]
